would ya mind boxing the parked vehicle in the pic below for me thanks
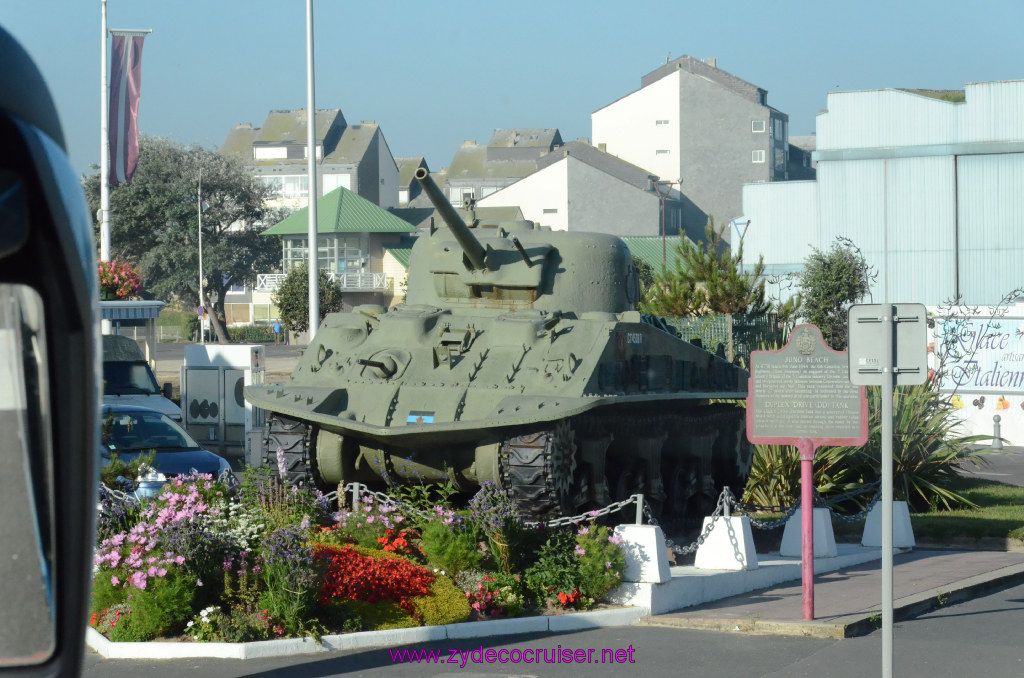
[102,334,182,421]
[100,404,232,498]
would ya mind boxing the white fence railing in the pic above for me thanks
[255,272,391,293]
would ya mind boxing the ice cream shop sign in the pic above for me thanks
[939,317,1024,394]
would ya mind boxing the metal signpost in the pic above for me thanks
[848,303,927,678]
[747,324,868,619]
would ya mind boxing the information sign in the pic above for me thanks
[747,325,868,446]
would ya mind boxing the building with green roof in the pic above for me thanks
[251,186,418,314]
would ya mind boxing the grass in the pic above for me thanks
[828,477,1024,544]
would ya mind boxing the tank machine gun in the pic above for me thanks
[245,169,753,520]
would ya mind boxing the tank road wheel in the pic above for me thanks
[264,414,311,487]
[612,464,646,504]
[500,420,580,518]
[711,407,754,497]
[662,462,698,530]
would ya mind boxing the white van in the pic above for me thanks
[102,334,182,422]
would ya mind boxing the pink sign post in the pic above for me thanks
[746,325,868,620]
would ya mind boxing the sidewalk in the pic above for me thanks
[641,548,1024,638]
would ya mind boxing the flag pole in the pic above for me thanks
[306,0,319,342]
[198,167,205,345]
[100,0,110,262]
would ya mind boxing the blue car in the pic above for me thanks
[100,404,233,498]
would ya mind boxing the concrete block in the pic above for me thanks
[780,507,837,558]
[694,515,759,570]
[861,501,916,549]
[614,524,671,584]
[445,616,548,640]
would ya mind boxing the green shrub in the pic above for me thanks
[418,519,482,575]
[523,531,579,606]
[102,571,198,641]
[230,324,273,344]
[320,601,364,633]
[574,523,625,607]
[413,576,472,626]
[344,600,419,630]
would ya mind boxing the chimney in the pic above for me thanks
[708,58,717,68]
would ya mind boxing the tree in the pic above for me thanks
[798,237,876,350]
[271,264,344,333]
[639,218,769,317]
[83,136,280,343]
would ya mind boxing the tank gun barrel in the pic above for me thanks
[415,167,487,270]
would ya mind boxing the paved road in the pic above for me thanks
[81,579,1024,678]
[960,447,1024,486]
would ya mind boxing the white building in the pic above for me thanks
[742,82,1024,307]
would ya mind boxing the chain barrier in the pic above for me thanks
[640,488,734,556]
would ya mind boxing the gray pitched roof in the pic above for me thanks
[536,141,657,191]
[390,205,523,230]
[325,123,376,164]
[396,157,427,187]
[487,128,562,149]
[254,109,344,145]
[447,142,540,181]
[220,124,258,158]
[640,56,764,103]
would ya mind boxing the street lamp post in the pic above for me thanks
[654,179,680,270]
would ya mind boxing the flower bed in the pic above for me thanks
[91,465,628,643]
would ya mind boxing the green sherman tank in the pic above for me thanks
[245,168,753,520]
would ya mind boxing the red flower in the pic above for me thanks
[377,536,389,544]
[558,592,568,605]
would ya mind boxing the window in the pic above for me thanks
[254,146,287,160]
[655,149,670,155]
[655,119,670,126]
[450,187,474,204]
[281,175,309,198]
[752,150,766,163]
[774,118,784,141]
[543,208,558,214]
[774,148,786,170]
[479,186,497,198]
[752,120,766,133]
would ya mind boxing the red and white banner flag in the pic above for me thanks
[108,32,146,184]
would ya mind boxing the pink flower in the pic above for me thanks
[111,575,120,586]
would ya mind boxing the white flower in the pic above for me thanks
[186,621,194,628]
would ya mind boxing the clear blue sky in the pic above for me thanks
[5,0,1023,178]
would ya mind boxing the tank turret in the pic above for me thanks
[246,172,753,523]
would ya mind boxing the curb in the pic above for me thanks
[637,561,1024,639]
[86,606,651,660]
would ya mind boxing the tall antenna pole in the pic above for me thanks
[305,0,319,341]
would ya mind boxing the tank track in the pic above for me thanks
[263,414,313,487]
[499,404,751,523]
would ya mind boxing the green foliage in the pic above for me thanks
[798,237,874,350]
[413,576,472,626]
[271,263,344,333]
[106,571,198,642]
[523,531,580,605]
[82,136,281,343]
[632,255,656,299]
[235,466,332,533]
[418,520,483,575]
[230,324,273,344]
[343,599,420,630]
[830,380,988,511]
[99,450,156,488]
[574,524,626,605]
[320,601,364,633]
[640,218,768,317]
